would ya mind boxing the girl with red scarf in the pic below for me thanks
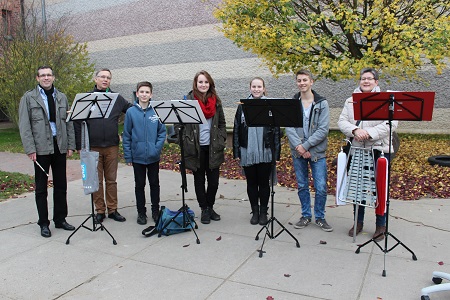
[177,70,227,224]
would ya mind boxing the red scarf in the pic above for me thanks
[195,95,217,119]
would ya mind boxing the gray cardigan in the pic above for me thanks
[285,90,330,161]
[19,86,75,155]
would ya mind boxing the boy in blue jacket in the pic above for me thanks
[123,81,166,225]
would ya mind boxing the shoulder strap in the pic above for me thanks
[81,121,90,151]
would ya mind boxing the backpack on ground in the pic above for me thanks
[142,206,195,237]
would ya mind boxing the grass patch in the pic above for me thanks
[0,127,24,153]
[0,171,35,201]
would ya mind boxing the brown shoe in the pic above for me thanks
[373,226,386,242]
[348,222,364,237]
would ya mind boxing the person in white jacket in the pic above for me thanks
[337,67,398,242]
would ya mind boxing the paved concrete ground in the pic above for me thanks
[0,152,450,299]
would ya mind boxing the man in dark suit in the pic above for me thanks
[19,66,76,238]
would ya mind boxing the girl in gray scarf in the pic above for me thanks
[232,77,281,225]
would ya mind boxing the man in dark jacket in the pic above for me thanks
[19,66,76,238]
[74,68,132,223]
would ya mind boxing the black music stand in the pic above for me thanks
[240,98,302,257]
[352,91,435,276]
[65,92,119,245]
[143,100,207,244]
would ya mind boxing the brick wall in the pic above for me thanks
[1,0,22,37]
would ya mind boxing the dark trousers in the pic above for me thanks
[193,145,220,209]
[243,162,271,208]
[34,140,68,227]
[132,161,160,215]
[354,150,390,226]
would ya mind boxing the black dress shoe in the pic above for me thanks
[108,211,126,222]
[200,208,211,224]
[40,225,51,238]
[209,208,221,221]
[137,213,147,225]
[55,221,75,231]
[95,213,106,224]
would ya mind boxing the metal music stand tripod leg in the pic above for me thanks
[353,92,424,276]
[66,194,117,245]
[238,98,303,257]
[157,124,200,243]
[355,117,417,275]
[66,91,120,245]
[148,100,207,243]
[253,127,300,258]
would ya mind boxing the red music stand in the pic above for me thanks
[352,91,435,277]
[353,91,435,121]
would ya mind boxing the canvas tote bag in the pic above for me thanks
[80,121,99,195]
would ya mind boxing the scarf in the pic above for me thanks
[41,84,56,122]
[195,95,217,119]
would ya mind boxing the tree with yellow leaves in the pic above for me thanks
[214,0,450,80]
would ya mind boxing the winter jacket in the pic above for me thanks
[337,95,398,153]
[175,91,227,172]
[74,86,132,150]
[232,102,281,160]
[285,90,330,161]
[122,102,166,165]
[19,85,75,155]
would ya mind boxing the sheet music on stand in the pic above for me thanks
[149,100,207,125]
[66,92,119,122]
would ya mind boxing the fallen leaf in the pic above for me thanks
[288,222,293,225]
[219,194,224,198]
[284,274,291,277]
[319,240,327,244]
[266,296,274,300]
[438,261,444,265]
[183,244,190,247]
[216,236,222,241]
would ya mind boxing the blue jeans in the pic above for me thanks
[292,156,327,220]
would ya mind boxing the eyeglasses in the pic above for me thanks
[38,74,54,78]
[360,77,375,81]
[96,75,111,80]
